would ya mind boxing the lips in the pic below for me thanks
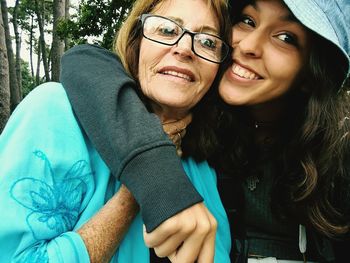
[162,70,192,81]
[231,63,262,80]
[158,66,195,82]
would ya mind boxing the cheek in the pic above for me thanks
[264,56,297,95]
[138,59,149,94]
[202,64,219,87]
[138,42,161,90]
[232,27,244,46]
[138,41,148,84]
[268,50,304,79]
[218,77,237,103]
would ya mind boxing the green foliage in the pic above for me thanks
[57,0,135,50]
[20,60,38,97]
[7,0,135,98]
[9,0,53,31]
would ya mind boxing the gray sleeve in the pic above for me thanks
[59,44,203,231]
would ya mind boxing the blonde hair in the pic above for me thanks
[114,0,231,79]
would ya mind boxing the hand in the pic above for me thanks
[143,202,217,263]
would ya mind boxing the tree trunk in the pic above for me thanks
[36,40,41,86]
[29,15,34,78]
[52,0,65,81]
[0,3,10,132]
[13,0,22,97]
[1,0,21,111]
[64,0,70,50]
[34,0,50,81]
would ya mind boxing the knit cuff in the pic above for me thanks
[120,145,203,232]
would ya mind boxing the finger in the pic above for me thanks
[197,221,216,263]
[197,213,217,263]
[167,251,177,263]
[152,227,192,258]
[174,217,212,263]
[143,219,181,248]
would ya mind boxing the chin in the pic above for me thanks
[221,92,250,106]
[219,87,238,105]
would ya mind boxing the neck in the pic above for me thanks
[245,99,289,148]
[252,120,282,149]
[156,110,192,158]
[248,97,288,123]
[253,120,280,130]
[151,103,189,123]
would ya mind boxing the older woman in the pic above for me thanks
[0,0,231,262]
[60,0,350,262]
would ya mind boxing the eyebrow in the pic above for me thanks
[279,13,300,23]
[168,16,219,35]
[251,2,300,23]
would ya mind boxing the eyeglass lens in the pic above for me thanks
[142,15,229,63]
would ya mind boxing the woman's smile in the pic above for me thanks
[157,66,195,83]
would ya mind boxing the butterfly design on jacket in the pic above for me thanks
[10,150,91,240]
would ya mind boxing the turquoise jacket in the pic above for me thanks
[0,82,231,262]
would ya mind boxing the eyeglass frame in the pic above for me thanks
[139,13,231,64]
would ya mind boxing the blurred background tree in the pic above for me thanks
[1,0,134,131]
[59,0,135,49]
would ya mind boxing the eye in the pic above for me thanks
[238,15,255,28]
[276,33,298,45]
[156,22,179,37]
[197,35,218,50]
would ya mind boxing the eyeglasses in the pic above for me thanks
[140,14,231,64]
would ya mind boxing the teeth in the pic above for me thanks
[163,71,192,81]
[232,64,259,80]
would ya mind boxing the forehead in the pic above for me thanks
[248,0,296,21]
[243,0,310,38]
[151,0,219,29]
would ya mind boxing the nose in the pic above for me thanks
[233,28,263,58]
[172,33,195,60]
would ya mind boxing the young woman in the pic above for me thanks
[0,0,232,262]
[215,0,350,262]
[59,0,350,262]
